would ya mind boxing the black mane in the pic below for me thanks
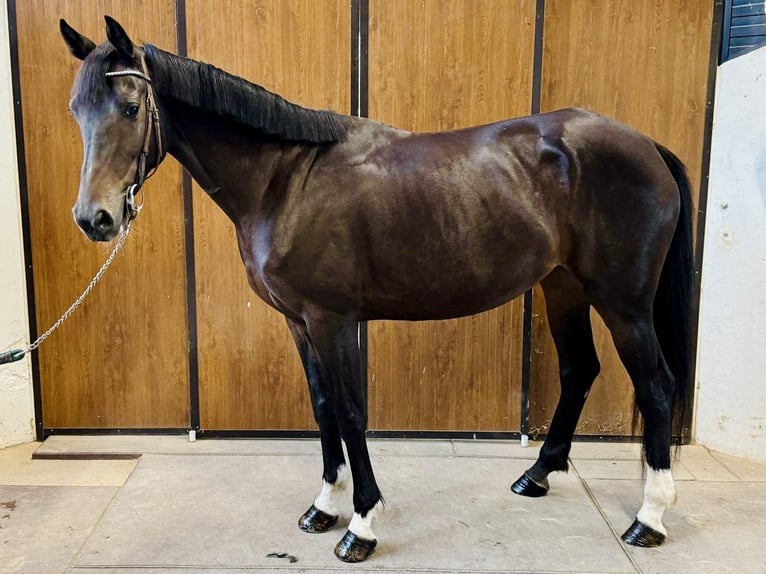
[74,42,349,144]
[143,45,349,144]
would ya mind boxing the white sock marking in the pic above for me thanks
[636,465,677,535]
[348,500,384,541]
[313,464,349,516]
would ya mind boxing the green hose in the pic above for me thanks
[0,349,25,365]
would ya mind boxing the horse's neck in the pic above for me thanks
[166,112,220,193]
[166,104,313,221]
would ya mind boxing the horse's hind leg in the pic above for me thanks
[593,305,676,547]
[287,318,348,533]
[512,268,600,496]
[306,312,382,563]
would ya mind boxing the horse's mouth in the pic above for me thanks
[82,225,121,243]
[94,228,121,242]
[75,213,123,243]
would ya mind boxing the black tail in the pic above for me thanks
[653,143,694,442]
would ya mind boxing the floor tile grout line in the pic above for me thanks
[569,459,643,574]
[450,439,458,456]
[677,445,742,481]
[705,446,745,480]
[37,455,736,464]
[64,458,143,574]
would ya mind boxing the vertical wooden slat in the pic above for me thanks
[186,0,351,430]
[16,1,189,428]
[367,0,537,431]
[530,0,714,436]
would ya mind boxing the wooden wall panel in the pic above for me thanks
[15,0,715,434]
[16,1,189,428]
[367,0,537,431]
[530,0,714,436]
[186,0,350,429]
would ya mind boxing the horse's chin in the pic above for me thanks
[82,224,122,243]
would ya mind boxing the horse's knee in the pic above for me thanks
[341,414,366,433]
[309,383,336,421]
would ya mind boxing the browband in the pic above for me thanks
[105,69,152,83]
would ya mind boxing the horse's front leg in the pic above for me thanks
[307,312,382,563]
[286,318,349,533]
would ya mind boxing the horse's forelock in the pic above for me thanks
[72,43,117,104]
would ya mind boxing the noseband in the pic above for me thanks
[105,58,163,221]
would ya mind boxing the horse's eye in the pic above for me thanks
[124,104,140,118]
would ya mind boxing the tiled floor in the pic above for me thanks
[1,437,764,574]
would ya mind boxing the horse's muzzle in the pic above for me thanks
[74,208,119,242]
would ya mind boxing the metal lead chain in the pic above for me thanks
[0,207,141,366]
[27,212,139,352]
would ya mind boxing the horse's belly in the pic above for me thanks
[362,288,524,321]
[361,247,553,321]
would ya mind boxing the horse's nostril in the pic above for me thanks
[92,210,114,233]
[75,215,92,232]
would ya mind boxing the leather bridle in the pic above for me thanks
[105,57,163,221]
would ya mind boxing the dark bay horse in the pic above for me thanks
[60,17,692,562]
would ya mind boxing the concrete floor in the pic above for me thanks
[1,437,765,574]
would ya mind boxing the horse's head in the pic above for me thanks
[60,16,163,241]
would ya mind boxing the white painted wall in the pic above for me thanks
[695,46,766,462]
[0,0,35,449]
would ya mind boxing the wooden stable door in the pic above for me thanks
[16,1,190,430]
[529,0,714,437]
[366,0,536,431]
[186,0,351,430]
[14,1,715,436]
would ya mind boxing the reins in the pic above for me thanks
[0,59,160,366]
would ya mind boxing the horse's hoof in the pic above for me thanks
[621,518,666,547]
[298,504,338,533]
[334,530,377,562]
[511,473,549,497]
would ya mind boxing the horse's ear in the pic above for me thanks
[104,16,134,60]
[59,19,96,61]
